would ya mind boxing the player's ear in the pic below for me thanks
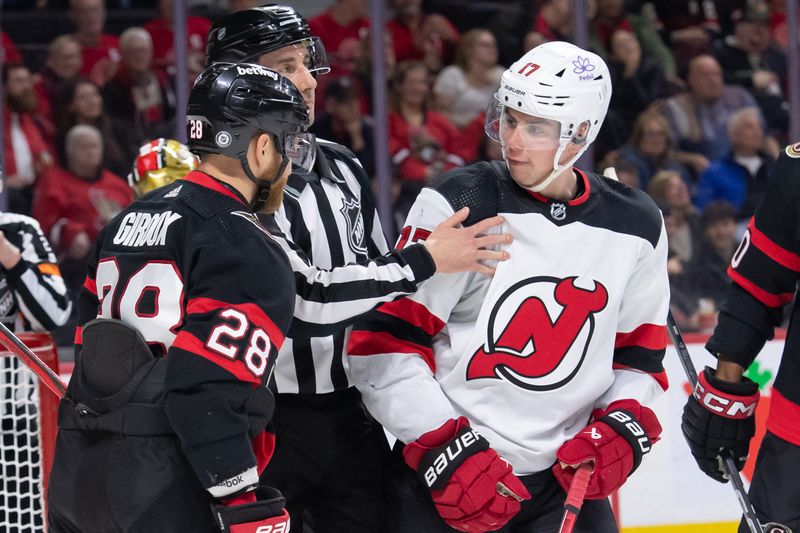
[250,132,273,170]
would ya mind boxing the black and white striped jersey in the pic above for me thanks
[262,139,435,394]
[0,213,71,332]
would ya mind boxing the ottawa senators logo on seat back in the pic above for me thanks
[467,276,608,391]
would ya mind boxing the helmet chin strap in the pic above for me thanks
[238,151,290,211]
[509,141,588,194]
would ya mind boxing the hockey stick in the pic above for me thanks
[0,321,66,398]
[557,462,593,533]
[667,313,792,533]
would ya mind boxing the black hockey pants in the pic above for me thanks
[739,431,800,532]
[258,387,390,533]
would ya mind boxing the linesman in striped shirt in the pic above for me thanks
[0,211,71,333]
[206,6,511,531]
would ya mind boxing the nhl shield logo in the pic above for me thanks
[550,203,567,221]
[340,198,368,255]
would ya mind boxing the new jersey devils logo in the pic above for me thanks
[467,276,608,391]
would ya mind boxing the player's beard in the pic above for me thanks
[260,171,289,214]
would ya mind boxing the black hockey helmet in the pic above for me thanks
[205,4,330,76]
[186,63,316,199]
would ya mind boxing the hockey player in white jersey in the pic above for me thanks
[348,41,669,533]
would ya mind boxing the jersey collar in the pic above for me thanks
[526,168,591,206]
[183,170,249,206]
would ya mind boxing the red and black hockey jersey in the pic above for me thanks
[348,161,670,475]
[707,143,800,447]
[74,170,295,498]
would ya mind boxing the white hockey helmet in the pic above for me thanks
[485,41,612,192]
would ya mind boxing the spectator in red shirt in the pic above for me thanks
[1,32,22,65]
[3,64,54,216]
[33,123,130,335]
[103,27,175,148]
[389,61,463,217]
[386,0,459,73]
[33,123,130,267]
[309,0,370,76]
[34,35,83,144]
[69,0,120,86]
[144,0,211,81]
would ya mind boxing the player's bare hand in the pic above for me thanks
[423,207,511,275]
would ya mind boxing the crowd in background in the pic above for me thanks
[1,0,795,342]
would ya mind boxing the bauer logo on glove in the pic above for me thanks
[422,427,486,489]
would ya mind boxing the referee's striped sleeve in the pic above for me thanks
[272,234,435,338]
[2,217,72,331]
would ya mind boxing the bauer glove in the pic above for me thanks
[554,399,662,499]
[212,487,290,533]
[403,416,530,532]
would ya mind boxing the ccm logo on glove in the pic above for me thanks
[422,428,485,489]
[693,375,758,419]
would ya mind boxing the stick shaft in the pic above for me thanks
[558,463,593,533]
[0,321,66,398]
[666,312,762,533]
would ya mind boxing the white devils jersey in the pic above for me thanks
[348,161,670,475]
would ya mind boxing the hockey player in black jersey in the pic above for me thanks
[47,63,311,533]
[348,41,670,533]
[205,6,512,532]
[682,143,800,532]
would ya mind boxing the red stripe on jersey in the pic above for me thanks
[748,218,800,271]
[376,298,444,338]
[172,330,260,385]
[766,388,800,446]
[74,326,82,345]
[614,324,667,350]
[186,298,286,347]
[612,362,669,391]
[728,267,794,308]
[348,330,436,373]
[183,171,247,205]
[524,169,591,206]
[83,276,97,296]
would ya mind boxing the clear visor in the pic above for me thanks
[246,37,329,76]
[484,94,562,153]
[284,132,317,172]
[294,37,330,76]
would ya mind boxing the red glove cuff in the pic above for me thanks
[695,367,759,420]
[403,416,470,470]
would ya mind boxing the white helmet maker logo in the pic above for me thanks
[467,276,608,391]
[550,202,567,221]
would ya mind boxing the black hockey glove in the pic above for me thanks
[681,366,759,483]
[212,487,290,533]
